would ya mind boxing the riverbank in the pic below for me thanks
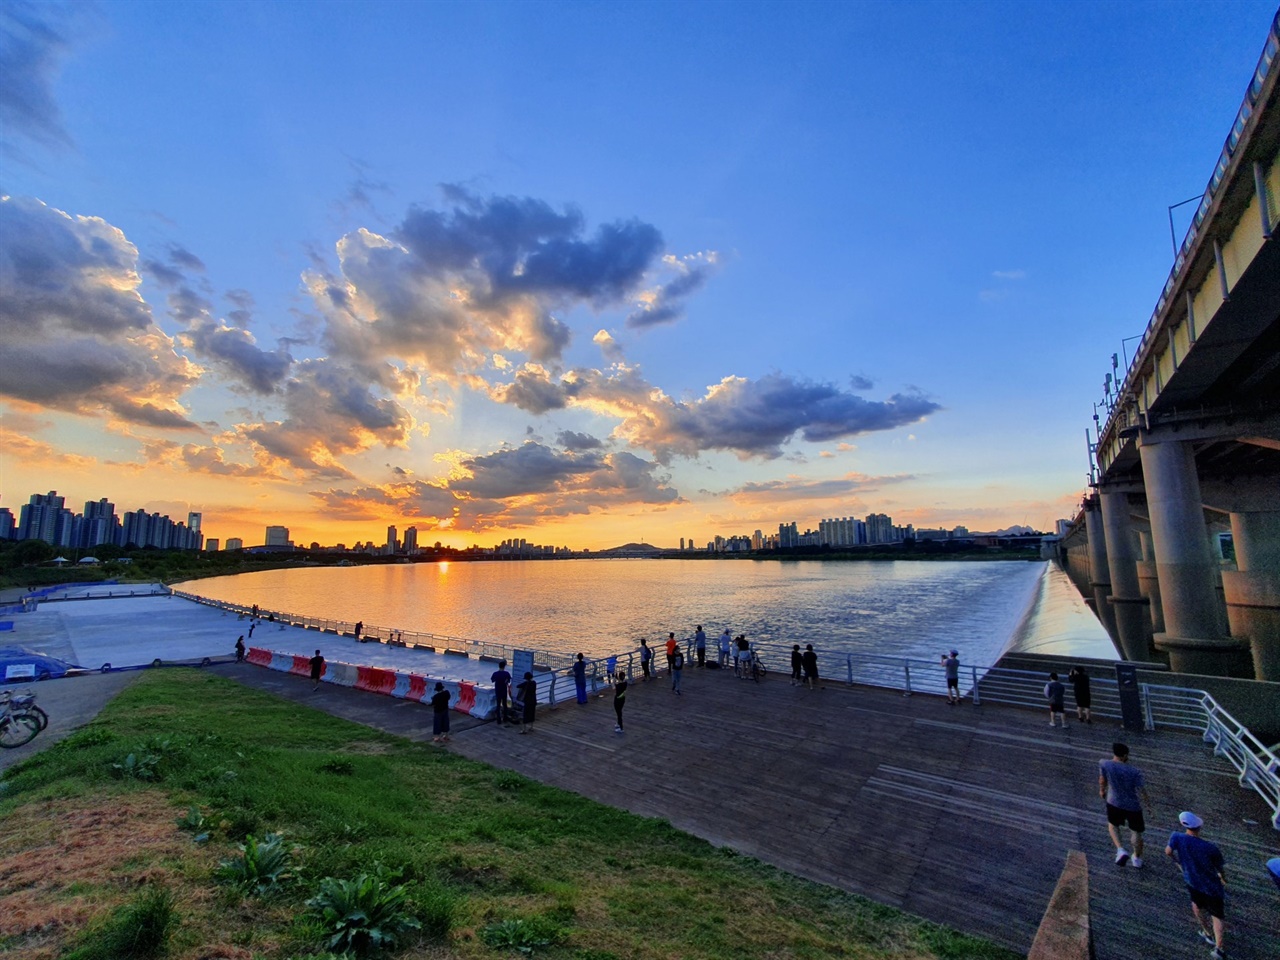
[0,670,1016,960]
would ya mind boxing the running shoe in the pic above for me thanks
[1130,855,1143,869]
[1114,849,1130,865]
[1198,930,1215,946]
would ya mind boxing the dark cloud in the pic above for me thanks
[184,321,292,395]
[224,288,254,327]
[461,442,604,500]
[143,258,185,287]
[167,244,205,272]
[557,430,604,452]
[0,3,75,156]
[849,375,874,391]
[491,366,574,414]
[626,257,715,329]
[0,196,199,427]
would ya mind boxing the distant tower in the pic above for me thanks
[264,525,290,547]
[386,524,398,554]
[680,537,685,551]
[403,526,418,554]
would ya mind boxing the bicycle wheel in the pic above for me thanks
[21,705,50,731]
[0,714,40,748]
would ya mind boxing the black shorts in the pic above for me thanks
[1188,886,1224,919]
[1105,804,1145,833]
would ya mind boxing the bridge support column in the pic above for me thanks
[1136,529,1165,634]
[1222,511,1280,681]
[1083,499,1118,645]
[1100,489,1152,661]
[1138,437,1244,675]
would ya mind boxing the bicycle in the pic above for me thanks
[0,690,47,748]
[747,652,767,683]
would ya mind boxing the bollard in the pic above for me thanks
[903,660,912,696]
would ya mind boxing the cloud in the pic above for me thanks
[239,358,412,478]
[556,430,604,452]
[307,187,671,381]
[728,472,916,504]
[183,321,293,395]
[0,423,96,468]
[992,269,1026,280]
[0,3,76,156]
[0,195,200,427]
[626,252,717,329]
[491,363,941,462]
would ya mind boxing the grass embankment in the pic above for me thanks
[0,672,1018,960]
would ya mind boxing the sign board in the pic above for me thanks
[4,663,36,680]
[512,648,535,682]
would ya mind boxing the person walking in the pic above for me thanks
[942,649,960,705]
[639,639,653,680]
[613,670,628,732]
[430,682,451,743]
[801,644,820,690]
[516,671,538,734]
[1165,811,1227,959]
[694,625,707,667]
[309,649,325,691]
[491,659,512,725]
[234,635,245,662]
[665,632,678,675]
[790,644,803,686]
[671,646,684,695]
[718,628,732,668]
[573,653,588,704]
[1099,742,1149,867]
[1069,666,1092,723]
[1045,672,1067,727]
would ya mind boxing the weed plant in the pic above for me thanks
[0,671,1019,960]
[61,884,177,960]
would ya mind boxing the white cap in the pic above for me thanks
[1178,811,1203,829]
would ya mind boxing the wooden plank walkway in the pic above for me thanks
[435,664,1279,959]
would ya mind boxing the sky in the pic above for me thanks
[1,0,1277,551]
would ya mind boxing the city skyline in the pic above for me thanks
[3,2,1276,550]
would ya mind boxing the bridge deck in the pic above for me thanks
[221,661,1278,958]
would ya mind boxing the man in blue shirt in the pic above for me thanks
[491,659,512,725]
[1165,811,1227,959]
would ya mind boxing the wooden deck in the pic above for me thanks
[221,662,1279,957]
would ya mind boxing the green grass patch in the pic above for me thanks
[0,671,1019,959]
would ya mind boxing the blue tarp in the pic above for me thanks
[0,645,84,683]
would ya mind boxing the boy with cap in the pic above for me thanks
[1099,742,1149,867]
[1165,811,1227,959]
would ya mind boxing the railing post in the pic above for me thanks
[1141,683,1155,731]
[846,654,853,685]
[903,660,912,697]
[971,665,981,705]
[548,674,557,706]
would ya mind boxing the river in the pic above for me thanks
[189,558,1116,666]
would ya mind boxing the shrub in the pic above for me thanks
[479,915,569,956]
[111,751,160,780]
[307,868,421,958]
[175,805,206,833]
[215,832,295,896]
[63,884,177,959]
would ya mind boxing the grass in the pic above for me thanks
[0,671,1019,959]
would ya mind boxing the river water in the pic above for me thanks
[190,559,1116,666]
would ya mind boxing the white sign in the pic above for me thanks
[4,663,36,680]
[512,649,535,681]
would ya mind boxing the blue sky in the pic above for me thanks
[2,0,1276,549]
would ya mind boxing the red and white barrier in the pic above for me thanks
[245,646,495,718]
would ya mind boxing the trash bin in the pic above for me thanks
[1115,662,1143,731]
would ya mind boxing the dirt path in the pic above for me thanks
[0,672,139,772]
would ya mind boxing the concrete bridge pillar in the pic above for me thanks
[1136,529,1165,633]
[1083,499,1118,645]
[1100,489,1152,661]
[1137,437,1243,675]
[1222,510,1280,681]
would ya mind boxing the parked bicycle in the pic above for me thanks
[747,651,767,683]
[0,689,47,748]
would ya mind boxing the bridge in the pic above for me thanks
[1059,13,1280,683]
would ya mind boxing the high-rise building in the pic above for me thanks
[865,513,893,544]
[18,491,72,546]
[205,538,220,551]
[80,498,119,548]
[187,512,202,534]
[0,507,14,540]
[679,537,685,551]
[403,526,418,554]
[778,521,799,548]
[226,537,244,550]
[386,525,398,554]
[264,525,290,547]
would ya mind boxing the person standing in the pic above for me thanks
[801,644,820,690]
[734,634,750,677]
[671,646,684,695]
[1165,811,1227,959]
[639,639,653,680]
[1099,742,1149,867]
[719,628,732,668]
[430,682,451,743]
[613,670,628,732]
[665,632,678,675]
[1045,672,1067,727]
[491,659,512,725]
[694,625,707,667]
[1068,666,1092,723]
[573,653,588,704]
[790,644,803,686]
[310,649,325,691]
[516,671,538,734]
[942,650,960,705]
[354,620,363,640]
[234,636,245,662]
